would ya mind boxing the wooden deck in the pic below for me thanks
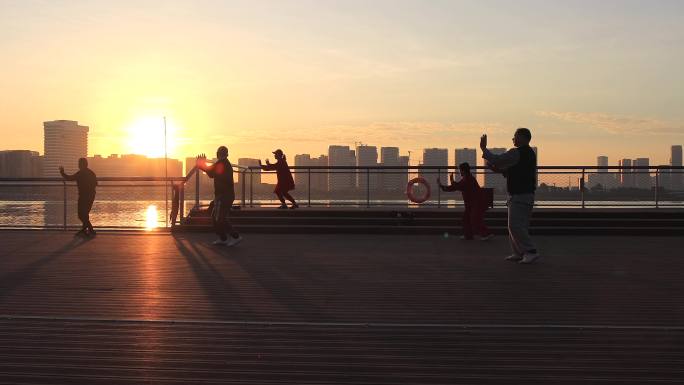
[1,231,683,384]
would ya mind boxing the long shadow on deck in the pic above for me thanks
[172,235,257,320]
[0,236,91,300]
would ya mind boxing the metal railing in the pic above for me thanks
[236,165,684,209]
[1,165,683,229]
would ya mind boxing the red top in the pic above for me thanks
[261,159,295,192]
[440,175,484,210]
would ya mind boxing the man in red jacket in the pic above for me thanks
[438,162,493,241]
[259,149,298,209]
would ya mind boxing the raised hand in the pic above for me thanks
[480,134,488,151]
[196,153,207,166]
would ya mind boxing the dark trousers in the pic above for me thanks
[212,196,239,241]
[462,206,490,239]
[78,195,95,231]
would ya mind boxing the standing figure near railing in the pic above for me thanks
[59,158,97,237]
[196,146,243,246]
[481,128,539,264]
[259,149,298,209]
[437,162,493,241]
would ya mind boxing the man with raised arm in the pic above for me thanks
[196,146,243,246]
[480,128,539,264]
[59,158,97,237]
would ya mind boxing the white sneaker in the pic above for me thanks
[212,238,228,246]
[519,252,541,264]
[226,235,243,247]
[479,234,494,241]
[505,254,523,262]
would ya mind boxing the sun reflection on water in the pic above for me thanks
[145,205,158,230]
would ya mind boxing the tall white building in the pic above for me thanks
[328,145,356,192]
[380,147,401,191]
[237,158,262,197]
[588,155,618,189]
[43,120,89,177]
[633,157,651,189]
[356,145,379,191]
[294,154,329,192]
[419,148,448,194]
[484,148,507,192]
[620,159,634,188]
[455,148,477,174]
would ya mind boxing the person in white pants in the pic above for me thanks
[480,128,540,264]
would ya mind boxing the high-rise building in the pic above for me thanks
[587,155,618,189]
[294,154,329,192]
[356,145,379,191]
[43,120,89,177]
[294,154,312,188]
[620,159,634,188]
[237,158,261,185]
[398,155,409,191]
[597,156,609,171]
[484,148,507,192]
[419,148,448,194]
[633,158,651,189]
[380,147,401,191]
[454,148,477,174]
[328,145,356,192]
[671,145,683,190]
[0,150,43,177]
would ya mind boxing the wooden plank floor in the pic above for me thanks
[1,231,683,384]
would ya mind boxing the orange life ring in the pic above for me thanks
[407,177,431,203]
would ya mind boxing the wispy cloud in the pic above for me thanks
[536,111,684,135]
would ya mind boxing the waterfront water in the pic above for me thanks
[1,199,681,229]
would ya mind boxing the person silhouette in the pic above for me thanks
[438,162,493,241]
[196,146,243,246]
[59,158,97,237]
[259,149,298,209]
[480,128,539,264]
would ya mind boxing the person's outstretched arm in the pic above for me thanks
[196,154,217,177]
[59,166,77,181]
[480,134,519,171]
[438,173,463,192]
[259,159,277,171]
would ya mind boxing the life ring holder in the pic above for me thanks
[407,177,431,203]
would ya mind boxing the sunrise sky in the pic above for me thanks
[1,0,683,166]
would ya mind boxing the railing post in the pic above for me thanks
[366,167,370,208]
[655,167,659,209]
[195,168,200,209]
[307,167,311,207]
[437,168,441,208]
[249,168,254,208]
[63,181,67,231]
[179,184,185,222]
[581,168,586,209]
[241,169,246,207]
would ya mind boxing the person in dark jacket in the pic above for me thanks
[196,146,243,246]
[437,162,493,241]
[59,158,97,237]
[259,149,298,209]
[481,128,538,264]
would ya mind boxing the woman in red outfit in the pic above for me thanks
[437,162,493,240]
[259,149,299,209]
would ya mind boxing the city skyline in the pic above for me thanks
[1,1,683,166]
